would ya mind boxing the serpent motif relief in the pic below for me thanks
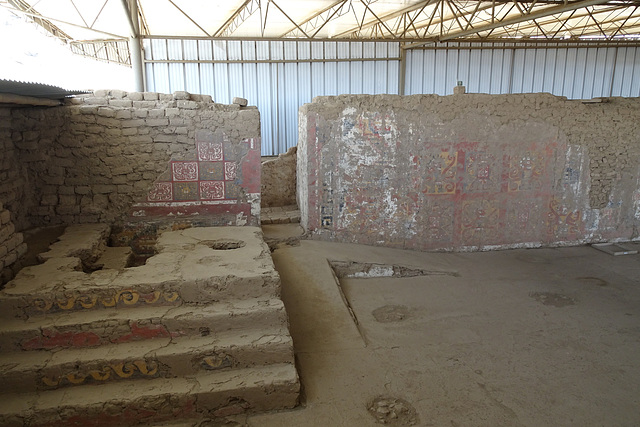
[42,360,159,387]
[32,290,180,313]
[202,353,234,370]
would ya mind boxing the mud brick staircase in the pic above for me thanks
[0,224,299,426]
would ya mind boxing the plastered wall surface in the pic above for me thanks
[298,94,640,251]
[261,146,297,208]
[0,90,261,272]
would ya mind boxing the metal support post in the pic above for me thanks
[121,0,145,91]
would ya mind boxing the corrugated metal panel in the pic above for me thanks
[324,42,337,96]
[387,43,400,94]
[149,39,170,94]
[283,41,296,155]
[337,42,351,95]
[167,40,185,93]
[363,42,376,94]
[295,41,310,151]
[350,42,363,94]
[183,40,200,95]
[227,41,244,106]
[213,41,230,104]
[256,41,273,156]
[405,44,640,100]
[198,40,215,98]
[0,78,89,98]
[144,39,639,155]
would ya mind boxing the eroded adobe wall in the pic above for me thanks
[0,107,29,279]
[0,107,30,232]
[298,94,640,251]
[261,146,297,208]
[5,90,261,231]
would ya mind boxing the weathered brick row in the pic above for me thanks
[0,90,261,230]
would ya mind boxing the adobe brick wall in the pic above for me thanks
[298,93,640,251]
[261,146,297,208]
[0,107,29,232]
[0,90,262,273]
[0,203,26,283]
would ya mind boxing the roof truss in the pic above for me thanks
[1,0,639,67]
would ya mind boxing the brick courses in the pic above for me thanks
[0,90,262,278]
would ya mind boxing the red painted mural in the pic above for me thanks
[300,108,596,251]
[130,130,260,226]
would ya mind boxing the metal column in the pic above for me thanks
[121,0,144,91]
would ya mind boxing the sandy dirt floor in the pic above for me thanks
[246,235,640,427]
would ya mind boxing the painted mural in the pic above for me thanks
[304,109,603,251]
[131,130,261,226]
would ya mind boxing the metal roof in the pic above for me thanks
[0,78,88,106]
[1,1,639,65]
[0,79,88,98]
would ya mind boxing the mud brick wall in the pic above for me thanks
[261,146,297,208]
[298,94,640,251]
[0,203,26,282]
[0,108,28,232]
[4,90,261,233]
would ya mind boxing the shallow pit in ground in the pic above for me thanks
[21,226,66,269]
[20,224,252,274]
[329,261,459,279]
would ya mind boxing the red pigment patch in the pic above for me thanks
[111,322,171,343]
[22,330,101,350]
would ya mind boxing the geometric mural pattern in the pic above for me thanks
[146,132,246,204]
[317,130,585,249]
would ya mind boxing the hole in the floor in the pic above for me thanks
[81,262,104,273]
[367,396,419,426]
[372,305,410,323]
[200,239,246,250]
[110,226,159,268]
[576,276,608,287]
[199,327,210,336]
[329,260,459,279]
[530,291,576,307]
[21,225,66,268]
[125,253,156,268]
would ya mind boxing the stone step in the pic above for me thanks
[0,298,288,352]
[95,246,132,270]
[143,423,201,427]
[0,328,294,393]
[0,270,280,320]
[37,223,110,265]
[0,363,299,427]
[260,206,301,225]
[0,227,280,320]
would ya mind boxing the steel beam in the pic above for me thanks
[2,1,122,38]
[484,4,636,38]
[214,0,261,38]
[69,39,130,66]
[167,0,211,37]
[437,0,613,41]
[6,0,73,40]
[280,0,350,38]
[332,0,437,38]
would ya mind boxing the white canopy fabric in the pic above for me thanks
[2,0,639,43]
